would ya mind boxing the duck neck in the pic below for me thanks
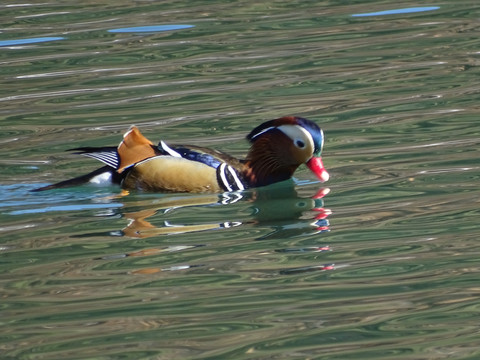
[242,143,297,187]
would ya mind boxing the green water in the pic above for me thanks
[1,1,480,359]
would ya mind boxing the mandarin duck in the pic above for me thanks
[33,116,329,193]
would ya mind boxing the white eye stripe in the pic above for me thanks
[277,125,315,151]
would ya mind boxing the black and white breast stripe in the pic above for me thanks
[216,163,245,192]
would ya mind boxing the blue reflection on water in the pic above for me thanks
[9,203,122,215]
[352,6,440,17]
[0,37,65,47]
[108,25,194,33]
[0,184,122,215]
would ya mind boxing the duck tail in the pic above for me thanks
[31,166,119,192]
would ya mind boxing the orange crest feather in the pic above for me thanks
[117,126,156,173]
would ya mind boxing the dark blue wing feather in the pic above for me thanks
[158,144,222,169]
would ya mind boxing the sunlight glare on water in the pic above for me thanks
[1,1,480,359]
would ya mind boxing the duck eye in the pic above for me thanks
[295,140,305,148]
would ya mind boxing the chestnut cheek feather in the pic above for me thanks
[307,157,329,182]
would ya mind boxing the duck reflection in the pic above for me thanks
[113,184,331,240]
[248,185,331,240]
[92,183,333,274]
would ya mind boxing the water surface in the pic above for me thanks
[1,1,480,359]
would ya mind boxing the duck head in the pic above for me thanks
[244,116,329,187]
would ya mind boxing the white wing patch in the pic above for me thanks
[89,171,113,185]
[160,140,182,158]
